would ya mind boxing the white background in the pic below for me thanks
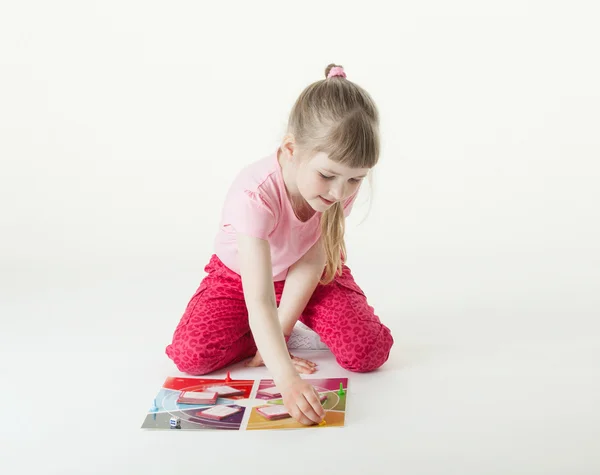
[1,1,599,474]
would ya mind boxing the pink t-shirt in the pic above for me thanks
[214,148,358,281]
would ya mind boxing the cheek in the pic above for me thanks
[303,175,326,195]
[314,178,330,195]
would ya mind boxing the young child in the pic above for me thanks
[165,64,394,426]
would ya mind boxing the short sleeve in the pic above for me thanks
[223,189,276,240]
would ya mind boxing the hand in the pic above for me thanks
[245,350,318,374]
[289,354,318,374]
[280,376,326,425]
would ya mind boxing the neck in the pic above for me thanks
[277,147,315,221]
[277,148,300,196]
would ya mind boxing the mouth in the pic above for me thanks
[319,196,334,205]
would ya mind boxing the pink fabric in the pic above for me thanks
[214,148,358,281]
[327,66,346,79]
[165,254,394,374]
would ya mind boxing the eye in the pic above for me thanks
[349,178,363,183]
[319,172,334,180]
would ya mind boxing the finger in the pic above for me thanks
[293,361,315,374]
[297,395,323,424]
[293,359,314,371]
[307,389,327,418]
[290,405,315,426]
[286,404,313,426]
[296,358,317,368]
[293,365,312,375]
[290,408,313,426]
[291,356,316,370]
[291,355,317,367]
[306,360,319,371]
[298,393,324,423]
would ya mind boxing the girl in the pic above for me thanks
[165,64,394,426]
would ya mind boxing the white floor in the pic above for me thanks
[2,261,599,475]
[3,1,600,472]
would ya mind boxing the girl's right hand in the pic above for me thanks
[280,376,326,425]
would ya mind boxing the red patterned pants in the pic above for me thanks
[165,254,394,375]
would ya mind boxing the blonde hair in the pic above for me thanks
[285,63,380,285]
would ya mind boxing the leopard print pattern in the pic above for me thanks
[165,254,393,375]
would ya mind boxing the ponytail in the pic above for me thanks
[319,201,346,285]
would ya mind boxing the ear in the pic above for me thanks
[281,134,297,160]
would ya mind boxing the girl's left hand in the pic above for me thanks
[245,350,318,374]
[290,354,318,374]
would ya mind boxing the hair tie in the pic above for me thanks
[327,66,347,79]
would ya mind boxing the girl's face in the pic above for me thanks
[296,152,370,211]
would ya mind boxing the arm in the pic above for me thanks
[236,232,297,385]
[278,237,327,336]
[238,231,327,425]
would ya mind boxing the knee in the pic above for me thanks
[165,342,222,376]
[336,326,394,373]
